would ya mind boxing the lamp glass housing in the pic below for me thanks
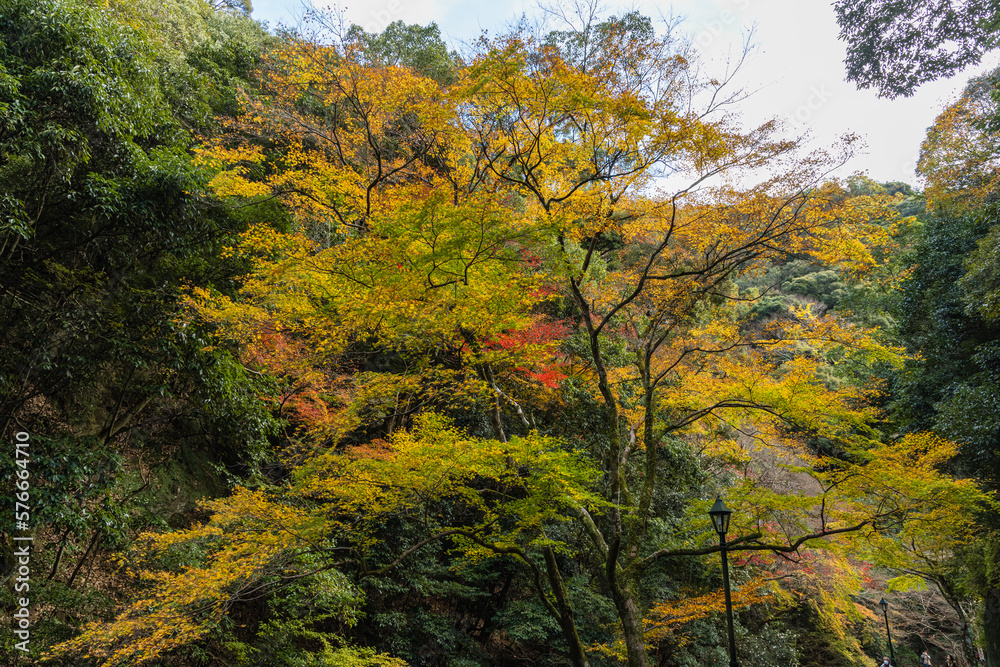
[879,598,888,613]
[709,496,732,537]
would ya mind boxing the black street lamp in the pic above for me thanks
[709,496,739,667]
[879,597,896,667]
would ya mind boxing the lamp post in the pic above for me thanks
[879,598,896,667]
[709,496,739,667]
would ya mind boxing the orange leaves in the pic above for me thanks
[487,317,571,389]
[185,162,553,440]
[459,30,696,216]
[644,576,783,647]
[918,77,1000,211]
[591,575,786,660]
[199,36,452,229]
[664,178,897,282]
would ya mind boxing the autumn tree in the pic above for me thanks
[449,16,984,667]
[873,66,1000,665]
[45,12,991,667]
[917,68,1000,211]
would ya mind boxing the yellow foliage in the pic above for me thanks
[47,415,602,666]
[918,80,1000,211]
[45,487,321,666]
[590,575,789,660]
[52,19,992,667]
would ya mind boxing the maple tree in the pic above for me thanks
[46,413,605,666]
[40,11,992,667]
[443,19,982,667]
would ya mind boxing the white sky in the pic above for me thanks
[250,0,999,186]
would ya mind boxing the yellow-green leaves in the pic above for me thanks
[48,414,601,666]
[295,412,603,552]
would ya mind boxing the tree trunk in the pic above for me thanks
[984,586,1000,667]
[610,576,650,667]
[47,526,73,581]
[66,531,101,588]
[543,547,590,667]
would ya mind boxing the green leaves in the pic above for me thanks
[834,0,1000,98]
[344,20,459,84]
[0,435,122,537]
[294,412,603,547]
[3,0,166,137]
[959,222,1000,322]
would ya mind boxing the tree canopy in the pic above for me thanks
[834,0,1000,98]
[0,3,996,667]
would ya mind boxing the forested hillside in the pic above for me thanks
[1,1,998,666]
